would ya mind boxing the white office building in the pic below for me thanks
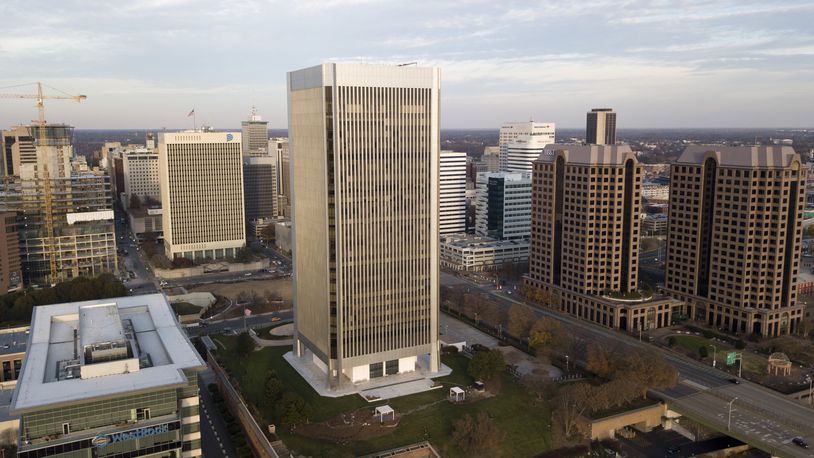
[641,182,670,201]
[158,132,246,261]
[440,234,529,271]
[507,134,553,173]
[499,121,555,171]
[440,150,467,235]
[123,147,160,204]
[475,172,532,241]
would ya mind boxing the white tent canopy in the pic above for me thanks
[375,405,395,423]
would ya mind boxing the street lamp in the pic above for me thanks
[709,344,717,368]
[727,397,738,431]
[565,355,570,372]
[806,375,813,407]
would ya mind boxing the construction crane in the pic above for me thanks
[0,83,87,284]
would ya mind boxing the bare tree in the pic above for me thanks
[507,303,535,339]
[450,412,506,457]
[555,382,594,438]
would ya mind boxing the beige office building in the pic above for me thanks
[270,138,291,217]
[288,63,440,389]
[158,132,246,261]
[526,144,677,331]
[241,108,269,157]
[586,108,617,145]
[665,145,806,336]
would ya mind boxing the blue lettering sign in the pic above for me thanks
[93,423,170,448]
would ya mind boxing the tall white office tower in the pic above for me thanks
[158,132,246,261]
[241,108,269,156]
[440,150,467,234]
[288,63,441,390]
[506,133,554,173]
[499,121,555,171]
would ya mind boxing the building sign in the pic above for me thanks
[92,423,170,448]
[226,133,234,142]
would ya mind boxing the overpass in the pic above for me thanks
[656,382,814,458]
[444,273,814,458]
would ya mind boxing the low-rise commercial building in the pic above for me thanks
[642,213,668,236]
[641,182,669,201]
[11,294,205,458]
[440,234,528,271]
[128,206,164,241]
[0,327,26,384]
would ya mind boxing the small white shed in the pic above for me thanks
[449,386,465,402]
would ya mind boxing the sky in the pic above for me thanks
[1,0,813,129]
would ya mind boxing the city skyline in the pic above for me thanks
[2,0,813,129]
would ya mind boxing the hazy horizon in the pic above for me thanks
[2,0,813,129]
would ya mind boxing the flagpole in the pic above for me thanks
[193,111,197,132]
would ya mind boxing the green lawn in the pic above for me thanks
[212,339,552,458]
[671,335,709,354]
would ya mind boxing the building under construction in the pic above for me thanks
[0,124,117,285]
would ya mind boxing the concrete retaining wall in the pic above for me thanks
[587,402,666,440]
[154,259,269,279]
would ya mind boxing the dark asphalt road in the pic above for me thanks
[199,372,237,458]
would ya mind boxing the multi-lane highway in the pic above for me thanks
[442,272,814,458]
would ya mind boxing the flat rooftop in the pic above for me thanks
[0,327,28,356]
[11,294,205,414]
[441,234,529,249]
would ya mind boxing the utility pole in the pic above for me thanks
[727,397,738,431]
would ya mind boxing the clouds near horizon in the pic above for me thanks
[1,0,812,129]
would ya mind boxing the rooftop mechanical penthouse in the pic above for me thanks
[10,294,205,458]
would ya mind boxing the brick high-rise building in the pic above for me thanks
[665,145,806,336]
[526,144,676,331]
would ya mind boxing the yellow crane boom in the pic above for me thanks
[0,82,86,284]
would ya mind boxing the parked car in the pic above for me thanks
[792,437,809,448]
[729,378,740,384]
[470,343,489,353]
[271,316,281,322]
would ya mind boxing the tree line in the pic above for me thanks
[0,273,127,323]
